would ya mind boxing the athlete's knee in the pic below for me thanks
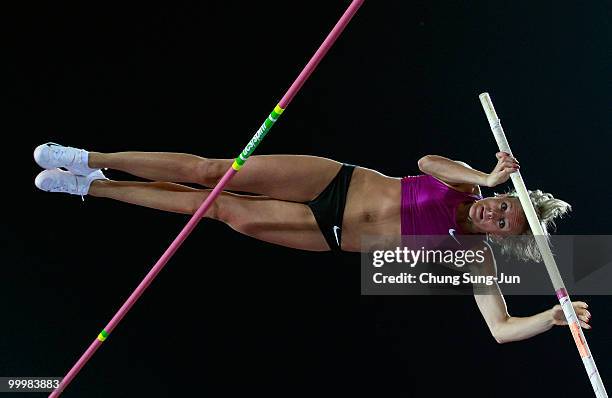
[213,194,237,224]
[203,192,246,225]
[213,195,260,234]
[196,158,231,186]
[187,190,220,219]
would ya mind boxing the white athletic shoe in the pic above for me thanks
[34,169,107,197]
[33,142,98,176]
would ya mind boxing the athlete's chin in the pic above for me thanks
[471,222,487,234]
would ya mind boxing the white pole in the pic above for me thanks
[479,92,608,398]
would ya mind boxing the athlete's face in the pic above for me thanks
[469,195,527,237]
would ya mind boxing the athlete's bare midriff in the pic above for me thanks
[341,166,401,252]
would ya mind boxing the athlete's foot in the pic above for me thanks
[33,142,99,176]
[34,169,107,197]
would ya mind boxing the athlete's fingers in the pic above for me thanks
[575,305,589,314]
[498,153,519,165]
[502,160,519,168]
[574,301,589,309]
[577,308,591,319]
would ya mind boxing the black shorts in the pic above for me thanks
[306,164,356,252]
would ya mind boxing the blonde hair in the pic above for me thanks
[491,190,572,262]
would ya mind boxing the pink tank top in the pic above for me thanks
[400,175,482,235]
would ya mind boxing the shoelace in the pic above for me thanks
[49,144,77,166]
[50,174,86,202]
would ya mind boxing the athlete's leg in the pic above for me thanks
[89,179,217,216]
[89,180,329,251]
[88,152,209,185]
[203,155,343,202]
[213,191,329,251]
[88,152,343,202]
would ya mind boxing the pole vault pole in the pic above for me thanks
[479,92,608,398]
[49,1,365,396]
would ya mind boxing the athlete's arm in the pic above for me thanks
[471,244,591,343]
[417,153,519,189]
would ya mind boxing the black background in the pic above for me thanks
[4,1,612,397]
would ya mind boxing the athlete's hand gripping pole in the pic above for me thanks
[479,92,608,398]
[49,1,366,396]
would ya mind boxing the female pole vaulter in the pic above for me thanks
[34,142,591,343]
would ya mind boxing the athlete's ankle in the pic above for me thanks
[87,152,105,169]
[87,178,110,197]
